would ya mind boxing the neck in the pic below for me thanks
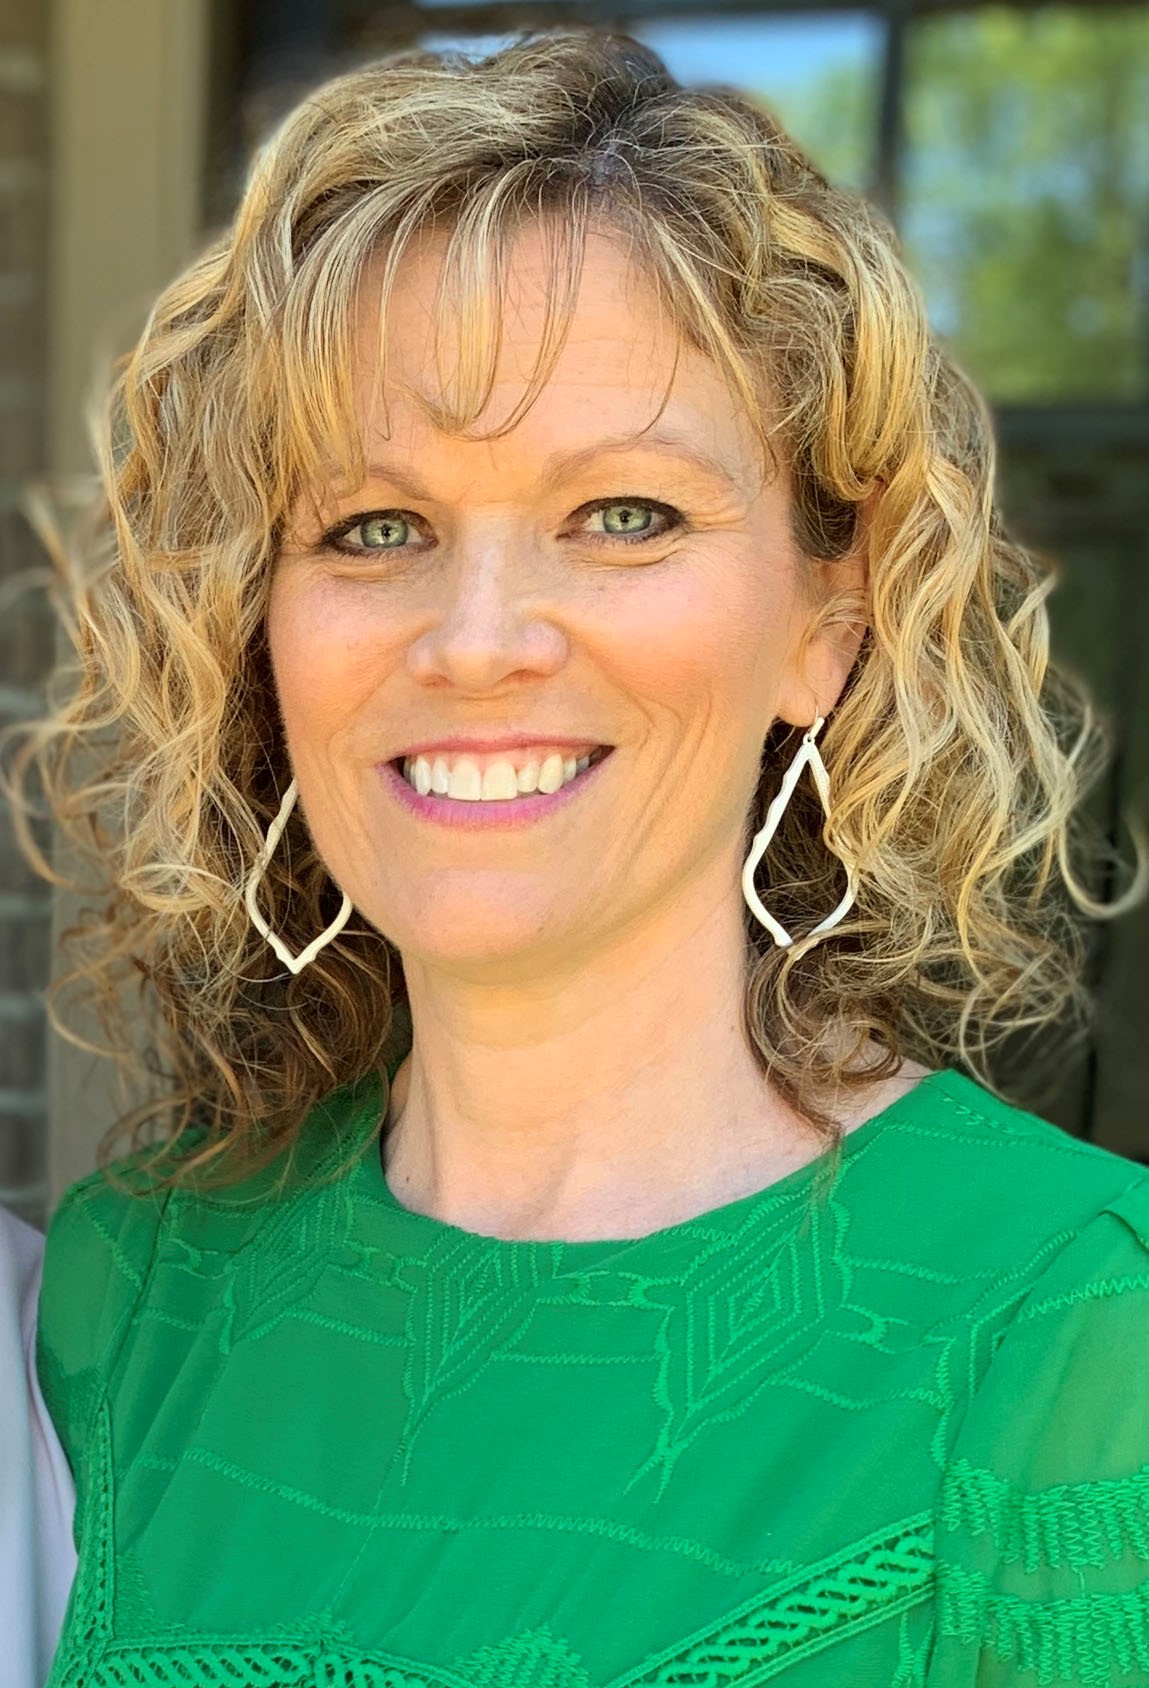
[381,871,835,1243]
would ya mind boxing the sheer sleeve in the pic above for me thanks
[926,1176,1149,1687]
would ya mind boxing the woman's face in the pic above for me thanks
[268,221,860,980]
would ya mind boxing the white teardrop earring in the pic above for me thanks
[244,777,354,975]
[741,716,859,950]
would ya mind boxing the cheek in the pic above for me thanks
[266,575,396,744]
[596,548,793,711]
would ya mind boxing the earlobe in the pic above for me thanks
[775,485,879,732]
[776,578,869,733]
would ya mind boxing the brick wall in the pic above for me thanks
[0,0,52,1228]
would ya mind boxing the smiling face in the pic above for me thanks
[267,218,863,981]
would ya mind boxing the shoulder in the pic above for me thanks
[894,1070,1149,1478]
[865,1065,1149,1256]
[37,1070,383,1404]
[36,1150,176,1470]
[866,1067,1149,1407]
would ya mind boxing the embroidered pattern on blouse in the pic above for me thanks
[216,1167,372,1355]
[939,1455,1149,1573]
[386,1234,557,1485]
[621,1197,853,1501]
[39,1075,1149,1688]
[375,1180,845,1496]
[935,1560,1149,1687]
[50,1399,115,1685]
[46,1487,936,1688]
[616,1513,935,1684]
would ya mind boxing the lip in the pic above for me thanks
[379,747,614,830]
[393,735,609,758]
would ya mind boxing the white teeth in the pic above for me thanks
[402,749,602,800]
[446,758,482,800]
[480,761,519,800]
[537,753,565,794]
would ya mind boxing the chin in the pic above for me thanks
[380,886,580,970]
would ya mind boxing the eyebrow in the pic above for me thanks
[540,431,744,494]
[358,428,744,501]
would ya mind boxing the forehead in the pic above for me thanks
[345,219,766,478]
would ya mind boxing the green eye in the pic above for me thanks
[321,510,420,558]
[353,514,410,549]
[582,498,681,546]
[599,502,655,536]
[320,495,683,561]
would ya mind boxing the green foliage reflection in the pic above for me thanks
[901,5,1149,402]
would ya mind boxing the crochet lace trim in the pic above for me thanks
[49,1514,935,1688]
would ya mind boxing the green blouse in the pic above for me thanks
[37,1063,1149,1687]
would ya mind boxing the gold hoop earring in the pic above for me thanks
[244,778,354,975]
[741,717,858,950]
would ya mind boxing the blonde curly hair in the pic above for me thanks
[3,28,1143,1190]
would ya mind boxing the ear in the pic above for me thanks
[775,486,878,731]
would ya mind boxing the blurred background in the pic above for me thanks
[1,0,1146,1229]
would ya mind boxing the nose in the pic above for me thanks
[405,527,568,691]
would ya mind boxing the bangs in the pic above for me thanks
[265,177,599,528]
[256,170,773,537]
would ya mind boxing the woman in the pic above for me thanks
[6,28,1148,1687]
[0,1206,75,1688]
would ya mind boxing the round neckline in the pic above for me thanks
[347,1064,955,1258]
